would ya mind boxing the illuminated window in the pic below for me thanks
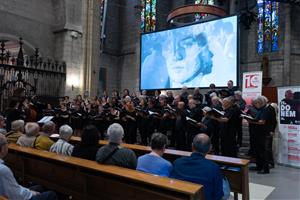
[141,0,157,32]
[257,0,279,54]
[195,0,215,21]
[100,0,105,51]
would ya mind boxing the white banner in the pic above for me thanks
[277,86,300,168]
[242,71,263,105]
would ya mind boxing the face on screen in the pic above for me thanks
[162,31,213,84]
[140,16,237,90]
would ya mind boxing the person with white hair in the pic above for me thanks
[210,96,240,157]
[246,95,274,174]
[0,134,58,200]
[49,125,74,156]
[33,121,55,151]
[96,123,137,169]
[193,87,203,104]
[121,95,137,144]
[6,119,25,143]
[17,122,39,147]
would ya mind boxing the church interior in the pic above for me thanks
[0,0,300,199]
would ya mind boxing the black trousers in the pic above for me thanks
[236,118,243,147]
[174,129,187,150]
[254,131,269,171]
[211,126,220,154]
[248,124,255,157]
[220,129,237,157]
[266,133,274,166]
[123,120,137,144]
[138,118,149,145]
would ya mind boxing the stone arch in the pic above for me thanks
[0,33,37,56]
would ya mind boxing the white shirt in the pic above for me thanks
[0,159,33,200]
[49,139,74,156]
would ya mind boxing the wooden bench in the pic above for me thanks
[70,136,250,200]
[6,143,204,200]
[0,196,8,200]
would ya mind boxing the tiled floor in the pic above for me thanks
[231,165,300,200]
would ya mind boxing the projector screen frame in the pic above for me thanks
[139,15,240,91]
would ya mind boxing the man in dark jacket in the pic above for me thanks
[171,134,223,200]
[96,123,137,169]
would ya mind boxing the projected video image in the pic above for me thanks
[140,16,237,90]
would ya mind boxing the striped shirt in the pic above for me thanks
[49,139,74,156]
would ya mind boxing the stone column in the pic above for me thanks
[82,0,100,98]
[53,0,84,97]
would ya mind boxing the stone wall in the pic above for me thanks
[0,0,88,97]
[0,0,55,57]
[290,6,300,86]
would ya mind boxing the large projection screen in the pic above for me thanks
[140,15,238,90]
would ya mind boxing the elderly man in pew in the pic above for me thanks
[137,132,173,177]
[17,122,40,147]
[6,119,25,143]
[50,125,74,156]
[0,134,58,200]
[96,123,137,169]
[171,133,224,200]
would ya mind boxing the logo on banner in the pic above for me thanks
[244,74,260,88]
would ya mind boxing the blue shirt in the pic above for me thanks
[0,159,33,199]
[137,153,173,177]
[170,152,223,200]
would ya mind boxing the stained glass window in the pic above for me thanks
[100,0,105,51]
[257,0,279,54]
[195,0,215,22]
[141,0,157,32]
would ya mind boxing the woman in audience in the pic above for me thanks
[72,125,100,160]
[136,133,173,177]
[50,125,74,156]
[17,122,39,147]
[33,121,55,151]
[6,120,25,143]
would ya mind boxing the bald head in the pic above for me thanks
[0,134,8,159]
[192,134,211,154]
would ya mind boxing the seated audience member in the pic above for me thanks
[0,115,7,135]
[96,123,137,169]
[0,134,58,200]
[33,121,55,151]
[72,125,99,160]
[136,133,173,177]
[6,120,25,143]
[171,134,223,200]
[50,125,74,156]
[17,123,39,147]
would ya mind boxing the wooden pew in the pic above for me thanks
[6,143,204,200]
[0,196,8,200]
[70,136,250,200]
